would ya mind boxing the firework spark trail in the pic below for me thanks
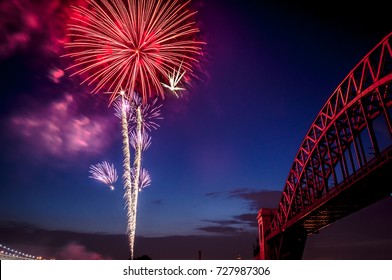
[65,0,204,260]
[118,94,135,257]
[89,161,118,190]
[114,92,161,259]
[128,95,162,259]
[64,0,204,104]
[113,93,137,259]
[128,105,142,260]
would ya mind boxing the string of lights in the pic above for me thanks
[0,243,42,260]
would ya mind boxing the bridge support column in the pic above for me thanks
[277,226,308,259]
[257,208,277,260]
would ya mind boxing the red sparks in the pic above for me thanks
[64,0,205,104]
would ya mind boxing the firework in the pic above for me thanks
[117,94,134,258]
[65,0,204,260]
[139,169,152,190]
[129,104,143,259]
[132,168,151,190]
[113,93,162,132]
[129,95,163,132]
[130,130,152,151]
[64,0,204,104]
[161,61,186,97]
[89,161,118,190]
[112,91,130,119]
[112,92,162,259]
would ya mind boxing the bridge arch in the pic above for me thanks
[258,32,392,259]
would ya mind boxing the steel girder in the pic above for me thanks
[263,32,392,253]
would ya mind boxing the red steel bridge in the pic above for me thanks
[257,32,392,259]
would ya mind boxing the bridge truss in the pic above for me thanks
[258,32,392,259]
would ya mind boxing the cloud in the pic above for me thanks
[197,219,248,234]
[204,188,281,211]
[204,191,222,197]
[0,0,35,58]
[0,0,86,59]
[198,214,258,234]
[0,221,258,260]
[3,200,392,261]
[228,188,281,210]
[10,93,115,159]
[48,67,65,83]
[196,226,244,234]
[57,242,108,260]
[198,188,280,234]
[0,0,52,58]
[201,219,243,226]
[0,221,127,260]
[233,213,258,227]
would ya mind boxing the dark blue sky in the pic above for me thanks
[0,0,391,260]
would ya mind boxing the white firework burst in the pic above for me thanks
[89,161,118,190]
[129,95,163,132]
[161,61,186,97]
[132,168,151,191]
[130,130,152,151]
[112,93,130,119]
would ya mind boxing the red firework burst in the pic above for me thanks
[64,0,205,104]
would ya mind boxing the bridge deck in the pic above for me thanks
[299,149,391,234]
[270,146,392,238]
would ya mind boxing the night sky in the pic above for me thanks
[1,0,392,260]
